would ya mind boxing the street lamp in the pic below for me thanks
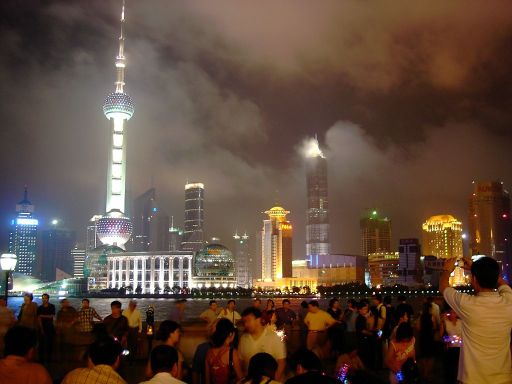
[1,253,17,304]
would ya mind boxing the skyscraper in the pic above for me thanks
[168,217,183,251]
[181,183,205,252]
[39,226,76,281]
[233,232,251,287]
[398,238,422,286]
[96,0,134,249]
[422,215,463,259]
[261,206,293,280]
[9,187,39,276]
[360,210,392,258]
[469,181,511,273]
[305,137,330,259]
[86,215,102,252]
[72,245,86,278]
[132,188,169,251]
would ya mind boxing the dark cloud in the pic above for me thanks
[0,0,511,256]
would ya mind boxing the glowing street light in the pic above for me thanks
[51,219,59,226]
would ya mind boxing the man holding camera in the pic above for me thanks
[440,256,512,384]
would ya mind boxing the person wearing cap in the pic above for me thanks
[123,300,142,360]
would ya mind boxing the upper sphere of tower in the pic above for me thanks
[103,92,134,120]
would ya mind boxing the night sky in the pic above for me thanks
[1,0,511,256]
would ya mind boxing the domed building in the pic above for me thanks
[193,244,236,288]
[84,244,124,291]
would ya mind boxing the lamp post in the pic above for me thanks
[1,253,17,304]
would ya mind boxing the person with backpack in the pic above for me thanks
[205,318,243,384]
[372,294,387,368]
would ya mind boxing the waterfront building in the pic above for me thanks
[367,252,400,287]
[9,187,39,276]
[422,215,463,259]
[360,210,392,258]
[85,244,124,291]
[398,238,422,286]
[261,206,293,281]
[132,188,169,251]
[292,254,364,286]
[96,0,134,249]
[107,250,193,293]
[181,183,205,252]
[233,232,251,287]
[305,137,330,260]
[39,226,76,281]
[469,181,511,276]
[193,244,236,288]
[72,245,86,278]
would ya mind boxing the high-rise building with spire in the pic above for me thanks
[9,187,39,275]
[95,0,134,249]
[181,183,205,252]
[305,137,330,259]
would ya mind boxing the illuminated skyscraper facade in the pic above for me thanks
[360,211,392,258]
[181,183,205,252]
[261,206,293,280]
[469,182,511,274]
[422,215,463,259]
[72,245,86,278]
[9,188,39,275]
[305,138,330,259]
[96,0,134,249]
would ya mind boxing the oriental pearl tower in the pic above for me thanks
[96,0,134,249]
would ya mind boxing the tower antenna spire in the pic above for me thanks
[115,0,126,93]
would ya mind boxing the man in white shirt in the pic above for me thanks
[239,307,286,382]
[304,300,337,351]
[217,299,241,325]
[441,256,512,384]
[139,345,186,384]
[122,300,142,360]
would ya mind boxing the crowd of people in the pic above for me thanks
[0,256,511,384]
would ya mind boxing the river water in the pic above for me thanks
[6,295,431,322]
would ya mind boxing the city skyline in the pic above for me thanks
[1,1,512,256]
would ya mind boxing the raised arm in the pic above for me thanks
[439,257,458,294]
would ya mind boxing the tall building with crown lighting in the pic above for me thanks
[9,188,39,275]
[305,137,330,259]
[95,0,134,249]
[469,181,511,276]
[261,206,293,280]
[422,215,463,259]
[181,183,205,252]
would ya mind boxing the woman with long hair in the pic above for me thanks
[205,318,243,384]
[242,353,280,384]
[327,298,342,320]
[416,302,436,380]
